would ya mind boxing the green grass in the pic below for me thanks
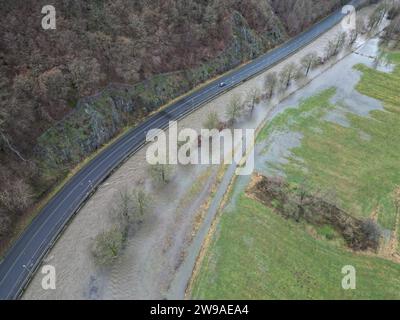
[278,55,400,230]
[191,52,400,299]
[383,50,400,65]
[316,225,340,242]
[191,194,400,299]
[257,88,337,142]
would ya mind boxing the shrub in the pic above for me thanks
[92,227,124,267]
[360,219,382,251]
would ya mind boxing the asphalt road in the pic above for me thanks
[0,1,359,299]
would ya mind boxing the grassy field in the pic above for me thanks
[191,194,400,299]
[190,52,400,299]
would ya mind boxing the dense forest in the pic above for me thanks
[0,0,347,247]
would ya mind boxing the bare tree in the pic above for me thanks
[348,29,358,47]
[149,163,173,185]
[133,188,151,225]
[92,226,124,267]
[282,197,298,220]
[111,188,135,236]
[203,111,220,130]
[357,15,367,35]
[334,32,347,55]
[360,219,381,251]
[0,107,27,162]
[295,180,312,221]
[279,63,298,91]
[325,32,346,60]
[300,52,319,76]
[0,209,11,238]
[0,130,27,162]
[0,179,32,213]
[264,72,278,99]
[383,15,400,46]
[348,15,367,46]
[68,57,104,96]
[225,94,244,126]
[388,2,400,20]
[368,4,387,32]
[109,186,151,239]
[245,88,261,116]
[324,40,336,60]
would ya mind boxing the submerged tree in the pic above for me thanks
[112,188,135,232]
[245,88,261,116]
[225,94,244,126]
[92,227,124,267]
[325,32,346,60]
[368,3,388,32]
[203,111,220,130]
[132,188,151,225]
[264,72,278,99]
[300,52,319,76]
[149,163,173,186]
[279,63,298,91]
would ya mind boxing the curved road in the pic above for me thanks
[0,1,359,299]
